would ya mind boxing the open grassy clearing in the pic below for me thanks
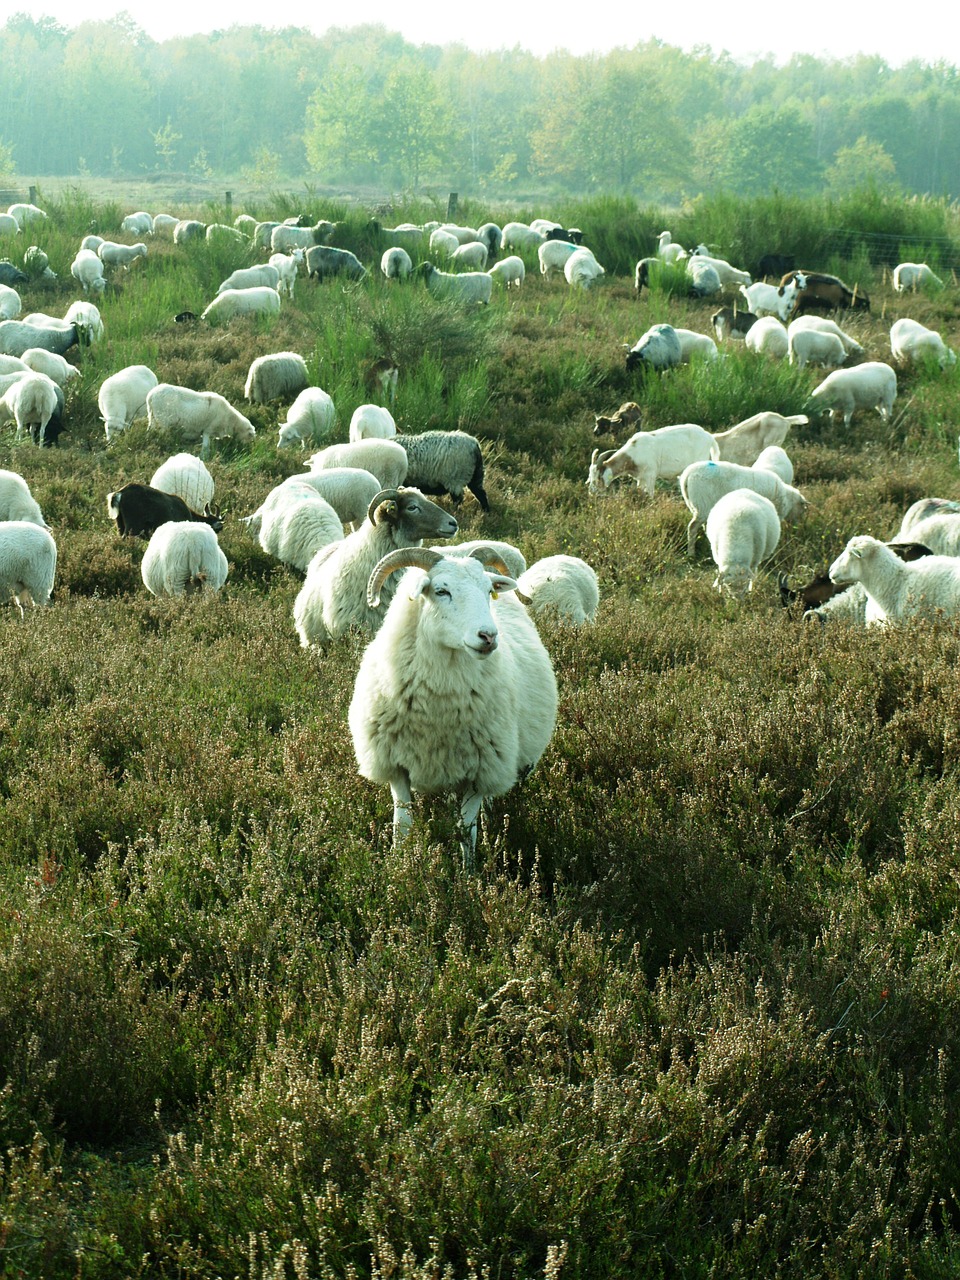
[1,193,960,1278]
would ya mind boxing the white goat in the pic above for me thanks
[588,425,718,497]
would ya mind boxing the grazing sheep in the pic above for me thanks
[430,228,460,259]
[107,484,224,540]
[80,234,105,253]
[685,258,724,298]
[258,482,344,572]
[679,459,807,557]
[538,240,580,277]
[7,203,47,229]
[0,320,81,358]
[99,365,159,441]
[151,214,178,236]
[893,262,943,292]
[349,546,558,865]
[306,439,409,491]
[173,220,206,244]
[0,470,48,527]
[150,454,215,515]
[752,445,794,484]
[687,248,751,287]
[673,328,719,363]
[806,362,897,427]
[397,430,489,510]
[0,284,21,320]
[0,214,20,238]
[349,404,397,444]
[201,287,281,324]
[268,249,304,299]
[745,316,789,358]
[64,301,104,344]
[205,223,245,245]
[625,324,683,373]
[97,241,148,269]
[890,318,956,369]
[246,469,382,535]
[452,242,488,271]
[0,372,61,444]
[141,522,228,597]
[787,327,847,369]
[294,487,458,647]
[589,425,718,498]
[564,247,605,289]
[710,412,807,466]
[706,489,781,596]
[380,247,414,281]
[488,256,525,289]
[367,221,424,252]
[477,223,502,259]
[244,352,309,404]
[417,262,492,305]
[0,521,57,615]
[0,263,28,287]
[516,554,599,623]
[120,212,153,236]
[305,246,367,282]
[19,349,79,388]
[146,384,256,456]
[271,221,338,253]
[278,387,337,450]
[787,314,863,358]
[829,535,960,625]
[217,264,281,294]
[0,355,27,375]
[501,222,547,252]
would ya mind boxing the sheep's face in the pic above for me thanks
[412,558,517,657]
[714,565,753,597]
[374,488,458,542]
[829,538,878,585]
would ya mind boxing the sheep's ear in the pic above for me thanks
[408,572,431,599]
[487,573,517,596]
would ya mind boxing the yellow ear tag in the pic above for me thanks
[492,590,499,599]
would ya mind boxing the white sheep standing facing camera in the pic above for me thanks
[706,489,781,596]
[349,546,558,867]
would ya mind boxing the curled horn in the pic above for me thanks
[467,545,513,576]
[367,488,402,525]
[367,547,445,608]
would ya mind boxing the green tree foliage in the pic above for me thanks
[825,135,899,195]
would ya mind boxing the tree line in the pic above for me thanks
[3,13,960,200]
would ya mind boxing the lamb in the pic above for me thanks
[538,240,580,277]
[711,307,759,343]
[593,401,643,438]
[244,352,309,404]
[150,454,216,515]
[293,487,458,648]
[0,470,48,527]
[306,439,408,491]
[679,459,807,557]
[120,212,153,236]
[625,324,683,373]
[64,301,104,344]
[99,365,159,441]
[705,489,781,596]
[140,522,229,597]
[417,262,492,305]
[673,329,718,363]
[500,222,547,252]
[889,318,956,369]
[452,242,488,271]
[107,483,224,540]
[829,535,960,625]
[277,387,337,450]
[893,262,943,292]
[245,469,382,535]
[0,521,57,615]
[305,246,367,283]
[70,248,106,294]
[348,546,558,865]
[710,413,808,466]
[787,327,847,369]
[0,320,81,358]
[0,284,21,320]
[752,445,794,484]
[97,241,148,269]
[396,430,489,510]
[745,316,789,358]
[268,249,304,298]
[258,482,343,572]
[806,362,897,427]
[488,256,525,288]
[146,384,256,456]
[787,315,863,357]
[381,247,414,280]
[564,248,605,288]
[201,287,281,324]
[217,264,281,294]
[0,372,61,444]
[515,554,599,623]
[20,348,79,388]
[349,404,397,444]
[588,425,719,498]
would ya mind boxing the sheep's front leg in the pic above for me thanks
[390,774,414,846]
[459,793,483,873]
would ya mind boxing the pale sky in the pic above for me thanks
[19,2,958,69]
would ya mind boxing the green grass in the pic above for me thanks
[1,191,960,1278]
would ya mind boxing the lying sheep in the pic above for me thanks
[244,352,309,404]
[397,430,489,511]
[806,362,897,427]
[892,262,943,292]
[306,439,408,491]
[516,554,599,623]
[99,365,159,441]
[141,522,229,597]
[706,489,781,596]
[894,512,960,557]
[146,384,256,456]
[416,262,492,305]
[890,318,956,369]
[278,388,337,450]
[258,482,344,572]
[488,256,525,289]
[898,498,960,538]
[680,458,807,557]
[589,425,718,498]
[432,539,527,581]
[202,287,281,324]
[745,316,789,358]
[829,535,960,625]
[0,470,48,526]
[150,454,216,515]
[0,520,57,615]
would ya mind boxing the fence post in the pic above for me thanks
[446,192,458,220]
[225,191,232,219]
